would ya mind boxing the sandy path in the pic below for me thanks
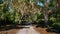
[16,26,40,34]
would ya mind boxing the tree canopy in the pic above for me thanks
[0,0,60,27]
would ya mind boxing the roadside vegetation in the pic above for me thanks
[0,0,60,33]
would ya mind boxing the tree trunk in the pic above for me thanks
[43,10,49,26]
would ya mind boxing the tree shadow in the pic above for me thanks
[46,27,60,34]
[46,23,60,34]
[36,21,46,28]
[0,24,28,31]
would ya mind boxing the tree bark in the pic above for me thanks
[43,9,49,26]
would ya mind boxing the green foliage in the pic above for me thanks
[0,0,60,28]
[52,23,60,29]
[14,12,20,23]
[50,17,55,22]
[8,9,15,22]
[48,0,54,7]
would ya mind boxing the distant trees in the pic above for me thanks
[0,0,60,27]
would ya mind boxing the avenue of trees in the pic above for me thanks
[0,0,60,28]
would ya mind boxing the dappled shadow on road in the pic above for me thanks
[0,25,29,31]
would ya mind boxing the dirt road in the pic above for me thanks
[16,26,40,34]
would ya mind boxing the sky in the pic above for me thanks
[37,0,50,7]
[37,1,44,7]
[0,0,2,3]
